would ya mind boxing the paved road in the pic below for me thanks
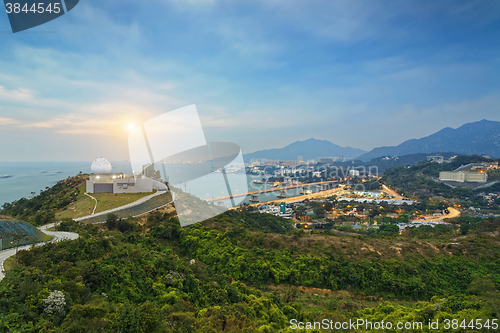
[0,222,79,281]
[423,206,461,223]
[0,187,172,281]
[382,185,404,200]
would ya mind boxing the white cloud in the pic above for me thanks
[0,117,21,126]
[0,86,35,103]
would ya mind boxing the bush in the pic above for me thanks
[43,290,66,315]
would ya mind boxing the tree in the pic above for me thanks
[467,275,500,319]
[379,224,399,234]
[43,290,66,315]
[106,213,118,230]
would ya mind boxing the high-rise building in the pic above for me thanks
[319,157,334,164]
[297,155,303,162]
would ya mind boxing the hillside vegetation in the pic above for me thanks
[0,207,499,332]
[1,169,500,332]
[0,175,155,224]
[382,155,500,213]
[0,175,86,225]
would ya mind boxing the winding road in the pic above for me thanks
[0,191,175,282]
[0,222,79,281]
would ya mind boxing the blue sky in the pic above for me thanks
[1,0,500,161]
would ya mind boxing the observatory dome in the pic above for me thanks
[91,157,112,174]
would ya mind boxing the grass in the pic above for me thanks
[261,283,396,315]
[92,190,156,213]
[55,183,155,220]
[3,257,15,271]
[40,232,52,242]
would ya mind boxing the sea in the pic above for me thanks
[0,162,314,208]
[0,161,130,207]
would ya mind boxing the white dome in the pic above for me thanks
[91,157,112,174]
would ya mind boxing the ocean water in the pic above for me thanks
[0,161,132,207]
[178,173,309,206]
[0,162,317,208]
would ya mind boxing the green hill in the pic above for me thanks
[382,155,500,214]
[0,174,155,224]
[0,175,87,225]
[0,174,499,332]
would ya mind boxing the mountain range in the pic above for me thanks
[358,119,500,161]
[243,138,366,162]
[244,120,500,162]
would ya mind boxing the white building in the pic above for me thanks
[349,169,360,177]
[464,171,488,183]
[86,158,167,194]
[439,171,465,182]
[439,171,487,183]
[86,174,158,194]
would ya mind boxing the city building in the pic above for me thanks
[464,171,488,183]
[439,171,465,182]
[262,159,280,166]
[427,155,444,163]
[349,169,360,177]
[439,171,487,183]
[318,157,334,164]
[488,162,499,169]
[280,160,298,167]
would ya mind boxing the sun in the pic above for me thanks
[127,123,136,131]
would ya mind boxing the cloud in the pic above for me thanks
[1,0,500,161]
[200,108,296,129]
[0,86,35,103]
[0,117,21,126]
[0,101,159,137]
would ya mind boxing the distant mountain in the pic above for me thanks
[358,120,500,161]
[244,138,366,161]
